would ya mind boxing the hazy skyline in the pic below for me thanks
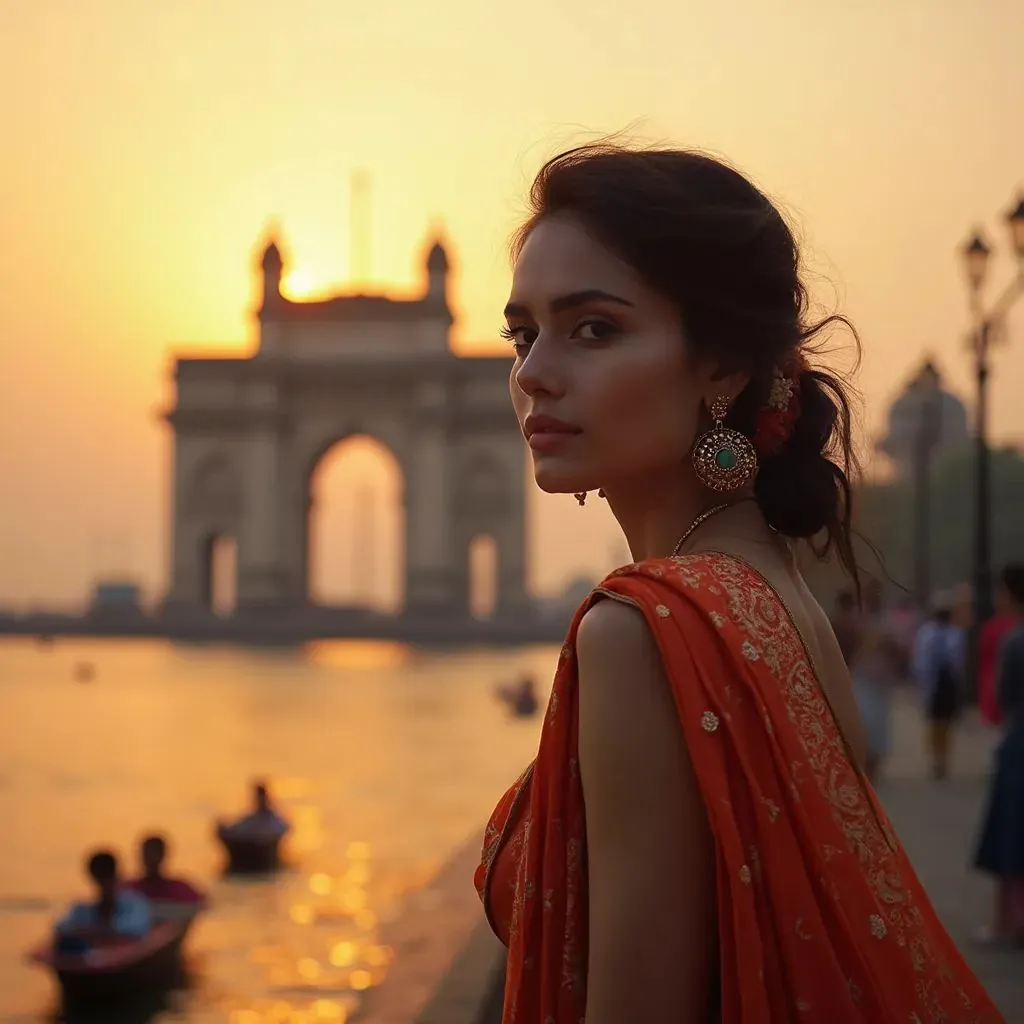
[2,0,1023,609]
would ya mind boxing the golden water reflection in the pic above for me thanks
[0,638,556,1021]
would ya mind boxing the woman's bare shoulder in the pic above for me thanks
[576,596,667,701]
[575,597,688,802]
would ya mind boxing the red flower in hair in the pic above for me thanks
[752,358,805,455]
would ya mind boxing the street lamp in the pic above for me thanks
[911,361,943,613]
[959,196,1024,647]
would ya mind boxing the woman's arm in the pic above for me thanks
[576,598,717,1024]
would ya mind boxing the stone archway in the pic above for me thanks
[163,231,528,621]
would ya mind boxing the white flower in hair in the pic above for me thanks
[767,367,796,412]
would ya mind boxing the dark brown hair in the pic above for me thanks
[512,142,861,581]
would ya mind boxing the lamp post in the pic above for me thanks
[911,362,943,613]
[959,196,1024,655]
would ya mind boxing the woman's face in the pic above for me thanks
[506,216,716,497]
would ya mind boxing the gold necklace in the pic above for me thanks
[670,498,751,557]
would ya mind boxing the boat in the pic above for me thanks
[216,824,283,874]
[147,894,205,936]
[27,920,186,1011]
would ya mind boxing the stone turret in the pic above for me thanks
[425,240,449,306]
[260,237,284,309]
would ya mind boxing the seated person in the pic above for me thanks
[54,850,151,954]
[497,675,538,715]
[513,675,538,715]
[219,782,289,839]
[126,834,205,908]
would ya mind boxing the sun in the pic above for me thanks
[283,268,316,299]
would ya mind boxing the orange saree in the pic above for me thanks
[475,553,1004,1023]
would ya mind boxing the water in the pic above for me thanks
[0,638,555,1021]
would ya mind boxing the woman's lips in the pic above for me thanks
[523,414,583,452]
[527,430,580,452]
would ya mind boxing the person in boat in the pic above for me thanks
[219,781,289,839]
[54,850,151,953]
[476,142,1002,1022]
[511,675,538,716]
[127,834,205,906]
[497,675,539,716]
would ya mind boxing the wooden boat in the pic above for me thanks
[147,895,204,941]
[149,897,202,923]
[216,824,283,874]
[27,920,186,1010]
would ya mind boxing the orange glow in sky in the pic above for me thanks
[1,0,1023,608]
[283,268,320,301]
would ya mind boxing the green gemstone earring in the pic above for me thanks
[692,395,758,493]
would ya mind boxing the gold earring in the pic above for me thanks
[574,492,587,506]
[691,395,758,493]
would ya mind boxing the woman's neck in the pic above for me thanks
[601,470,759,561]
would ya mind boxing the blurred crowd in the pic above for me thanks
[832,565,1024,943]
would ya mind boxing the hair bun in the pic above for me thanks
[756,448,839,537]
[753,370,850,541]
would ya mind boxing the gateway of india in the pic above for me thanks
[163,232,528,621]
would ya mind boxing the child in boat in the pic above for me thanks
[54,850,151,954]
[126,834,205,907]
[219,781,289,839]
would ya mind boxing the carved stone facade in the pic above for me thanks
[164,234,528,619]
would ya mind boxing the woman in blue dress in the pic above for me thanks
[974,563,1024,942]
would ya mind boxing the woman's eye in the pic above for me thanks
[574,319,617,341]
[500,325,537,350]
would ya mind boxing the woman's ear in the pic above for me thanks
[702,367,750,411]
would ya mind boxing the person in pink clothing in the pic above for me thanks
[979,575,1018,727]
[126,835,205,908]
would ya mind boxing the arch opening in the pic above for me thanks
[467,533,498,620]
[199,533,237,615]
[306,435,404,613]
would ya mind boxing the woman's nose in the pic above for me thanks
[513,338,565,398]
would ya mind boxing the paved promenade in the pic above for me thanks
[877,693,1023,1019]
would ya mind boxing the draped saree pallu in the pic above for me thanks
[475,553,1004,1023]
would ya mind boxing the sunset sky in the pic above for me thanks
[2,0,1023,610]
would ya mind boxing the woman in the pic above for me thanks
[849,579,904,783]
[475,143,1002,1022]
[974,563,1024,944]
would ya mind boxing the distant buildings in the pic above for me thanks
[90,580,144,618]
[876,359,970,480]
